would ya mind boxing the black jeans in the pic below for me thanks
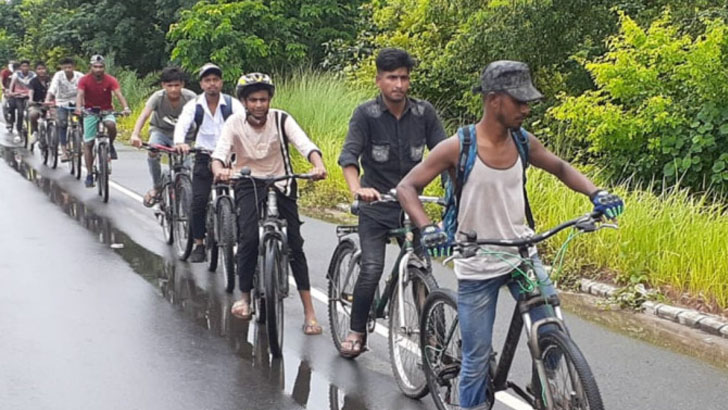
[234,178,310,293]
[8,97,26,133]
[349,204,424,333]
[190,154,213,241]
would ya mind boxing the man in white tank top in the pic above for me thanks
[397,61,624,409]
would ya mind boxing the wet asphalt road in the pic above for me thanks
[1,125,727,410]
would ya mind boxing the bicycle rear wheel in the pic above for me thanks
[206,201,218,272]
[389,266,437,398]
[420,288,463,410]
[533,329,604,410]
[327,239,360,352]
[264,238,285,357]
[97,142,109,202]
[218,198,236,293]
[48,124,58,169]
[174,175,194,260]
[73,129,82,180]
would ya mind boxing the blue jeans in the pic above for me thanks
[457,254,556,409]
[147,130,174,189]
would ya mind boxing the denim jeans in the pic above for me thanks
[147,130,174,189]
[457,254,556,409]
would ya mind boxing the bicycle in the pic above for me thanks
[327,190,444,398]
[173,148,209,261]
[236,168,315,358]
[82,109,126,203]
[60,105,83,179]
[205,176,238,293]
[29,102,58,168]
[419,212,616,410]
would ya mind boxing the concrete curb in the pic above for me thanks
[579,279,728,339]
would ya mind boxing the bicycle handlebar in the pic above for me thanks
[234,167,314,185]
[140,142,209,155]
[350,188,446,215]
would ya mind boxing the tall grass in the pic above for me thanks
[274,71,728,310]
[273,70,372,209]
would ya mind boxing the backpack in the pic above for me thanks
[442,124,534,244]
[192,94,233,139]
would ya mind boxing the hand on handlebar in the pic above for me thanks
[130,134,143,148]
[354,187,381,202]
[214,168,233,182]
[590,190,624,220]
[122,107,132,116]
[421,224,452,257]
[309,165,327,181]
[175,143,190,155]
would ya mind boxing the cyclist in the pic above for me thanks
[46,57,83,162]
[336,48,447,357]
[7,60,35,143]
[1,60,18,132]
[27,61,51,146]
[174,63,244,263]
[130,66,196,207]
[211,72,327,334]
[74,54,131,188]
[396,60,625,409]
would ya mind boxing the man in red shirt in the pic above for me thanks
[75,55,131,188]
[2,60,18,132]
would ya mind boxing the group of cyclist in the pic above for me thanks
[1,55,132,187]
[4,47,625,409]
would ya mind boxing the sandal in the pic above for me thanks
[339,332,367,359]
[302,319,323,336]
[143,189,159,208]
[231,300,252,320]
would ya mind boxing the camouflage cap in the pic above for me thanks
[472,60,543,102]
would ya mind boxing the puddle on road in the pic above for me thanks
[1,145,373,410]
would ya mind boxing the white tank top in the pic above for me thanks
[453,155,535,280]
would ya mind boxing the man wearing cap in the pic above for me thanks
[75,54,132,188]
[174,63,244,263]
[396,60,624,409]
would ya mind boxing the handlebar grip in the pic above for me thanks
[350,200,360,216]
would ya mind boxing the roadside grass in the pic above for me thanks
[116,69,728,311]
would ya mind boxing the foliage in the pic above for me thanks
[167,0,364,86]
[547,12,728,192]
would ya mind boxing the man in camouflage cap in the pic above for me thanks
[396,60,624,409]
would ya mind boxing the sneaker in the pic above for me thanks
[109,143,118,160]
[189,244,206,263]
[13,135,21,144]
[85,174,95,188]
[60,152,70,163]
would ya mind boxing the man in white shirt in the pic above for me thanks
[174,63,244,262]
[211,72,326,334]
[46,57,83,162]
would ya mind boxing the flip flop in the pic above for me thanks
[339,335,367,359]
[231,300,252,320]
[302,319,323,336]
[143,189,159,208]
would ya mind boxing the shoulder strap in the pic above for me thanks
[275,111,295,196]
[221,94,233,120]
[511,128,534,229]
[193,103,203,133]
[455,124,478,206]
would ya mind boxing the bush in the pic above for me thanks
[546,11,728,193]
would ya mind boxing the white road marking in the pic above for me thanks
[110,175,534,410]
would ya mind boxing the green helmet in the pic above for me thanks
[236,72,275,99]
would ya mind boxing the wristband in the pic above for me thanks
[589,189,607,201]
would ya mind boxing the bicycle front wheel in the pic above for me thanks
[40,124,48,165]
[48,124,58,169]
[264,238,285,357]
[389,266,438,398]
[206,202,218,272]
[327,239,360,352]
[420,288,463,410]
[174,175,194,260]
[98,143,109,203]
[218,198,236,293]
[533,329,604,410]
[73,129,82,180]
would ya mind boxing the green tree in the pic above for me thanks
[167,0,364,84]
[547,12,728,192]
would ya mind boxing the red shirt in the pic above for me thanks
[1,68,12,89]
[78,73,119,110]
